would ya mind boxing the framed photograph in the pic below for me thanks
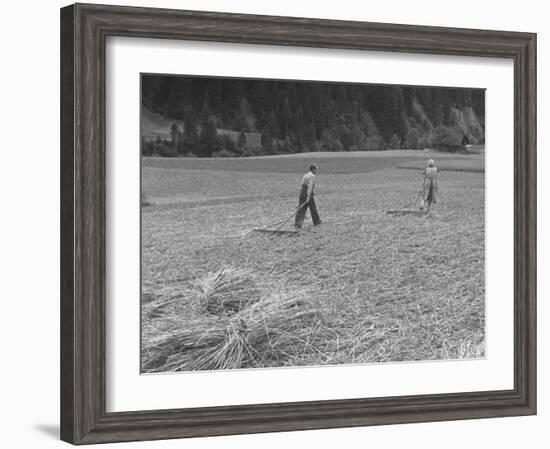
[60,3,536,445]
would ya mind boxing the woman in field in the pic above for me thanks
[421,159,439,216]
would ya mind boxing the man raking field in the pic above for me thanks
[253,164,322,235]
[295,164,322,229]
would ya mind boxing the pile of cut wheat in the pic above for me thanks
[196,267,261,314]
[142,289,331,372]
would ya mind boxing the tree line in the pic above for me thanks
[141,75,485,157]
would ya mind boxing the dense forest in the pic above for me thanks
[141,75,485,158]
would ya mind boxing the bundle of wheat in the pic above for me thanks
[196,267,261,315]
[142,294,188,320]
[142,290,332,373]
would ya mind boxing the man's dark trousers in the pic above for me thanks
[295,185,321,228]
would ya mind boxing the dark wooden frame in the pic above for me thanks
[60,2,537,445]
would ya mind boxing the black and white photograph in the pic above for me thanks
[1,0,544,446]
[140,74,486,373]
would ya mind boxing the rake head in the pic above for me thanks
[252,228,299,235]
[386,209,427,216]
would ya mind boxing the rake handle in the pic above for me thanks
[258,200,309,232]
[405,190,424,210]
[270,201,310,233]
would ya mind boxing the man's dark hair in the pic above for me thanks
[309,164,318,172]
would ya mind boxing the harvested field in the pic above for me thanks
[141,151,485,372]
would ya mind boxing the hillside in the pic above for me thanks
[141,75,485,158]
[141,107,184,141]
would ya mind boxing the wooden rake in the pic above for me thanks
[386,189,427,216]
[252,201,308,235]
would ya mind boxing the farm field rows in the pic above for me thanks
[141,151,485,372]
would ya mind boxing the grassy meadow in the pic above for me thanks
[141,150,485,373]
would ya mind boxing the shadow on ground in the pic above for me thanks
[34,424,59,439]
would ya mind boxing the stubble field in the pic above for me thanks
[141,150,485,373]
